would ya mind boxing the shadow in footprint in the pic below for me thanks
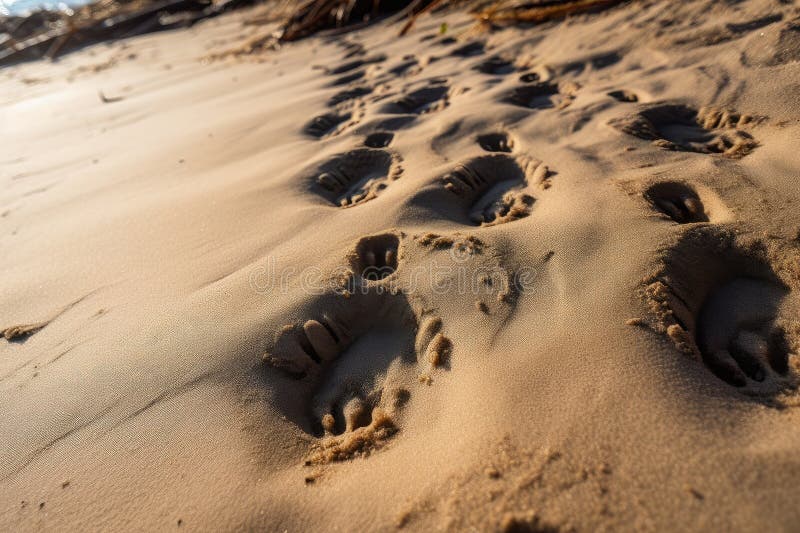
[697,278,790,387]
[451,41,485,57]
[328,55,386,76]
[644,182,709,224]
[350,233,400,281]
[381,84,450,115]
[303,111,352,138]
[504,82,577,110]
[644,227,798,395]
[412,154,548,226]
[310,148,403,207]
[560,51,621,76]
[477,131,514,153]
[364,131,394,148]
[608,89,638,103]
[328,86,372,107]
[474,56,514,75]
[330,70,366,86]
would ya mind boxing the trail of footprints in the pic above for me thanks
[272,31,793,471]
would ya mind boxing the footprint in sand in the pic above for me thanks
[327,86,373,107]
[386,54,426,78]
[696,278,794,388]
[350,233,399,281]
[622,179,732,225]
[450,40,486,58]
[380,81,451,115]
[504,80,579,111]
[363,131,394,148]
[330,70,366,86]
[263,235,451,464]
[327,54,386,76]
[559,51,622,76]
[473,55,515,75]
[609,103,760,158]
[303,110,358,139]
[339,39,366,59]
[477,131,514,153]
[440,154,549,226]
[643,181,709,224]
[642,227,800,395]
[608,89,639,103]
[310,148,403,207]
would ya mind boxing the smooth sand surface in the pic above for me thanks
[2,1,800,530]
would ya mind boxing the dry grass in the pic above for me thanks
[277,0,630,42]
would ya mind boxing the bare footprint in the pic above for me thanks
[440,154,548,226]
[381,82,450,115]
[474,55,514,75]
[642,227,800,397]
[644,181,708,223]
[504,81,578,110]
[303,110,356,139]
[696,278,792,387]
[349,233,400,281]
[477,131,514,153]
[608,89,638,103]
[310,148,403,208]
[364,131,394,148]
[609,103,759,158]
[328,86,372,107]
[263,241,452,463]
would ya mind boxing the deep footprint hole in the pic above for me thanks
[643,182,708,224]
[654,231,794,390]
[385,85,449,115]
[696,277,790,387]
[352,233,400,281]
[477,132,513,153]
[608,89,638,102]
[505,82,562,110]
[364,131,394,148]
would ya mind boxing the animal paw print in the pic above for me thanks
[477,131,514,153]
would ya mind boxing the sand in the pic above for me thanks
[2,0,800,530]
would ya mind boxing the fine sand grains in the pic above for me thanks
[4,0,800,531]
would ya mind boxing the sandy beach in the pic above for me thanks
[2,0,800,530]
